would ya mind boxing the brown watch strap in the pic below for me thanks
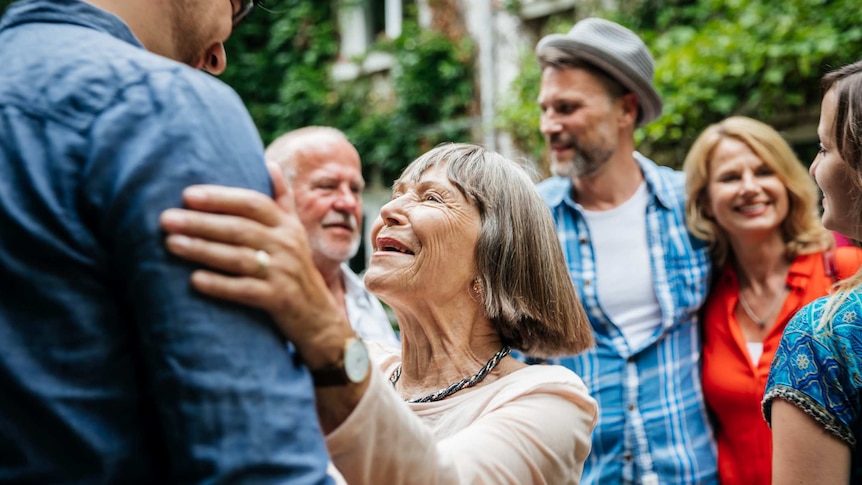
[311,365,349,387]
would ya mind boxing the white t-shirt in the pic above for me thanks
[746,342,764,365]
[582,183,662,351]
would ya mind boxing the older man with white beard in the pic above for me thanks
[266,127,399,347]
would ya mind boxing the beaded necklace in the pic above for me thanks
[389,346,511,403]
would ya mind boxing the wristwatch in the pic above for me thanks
[310,337,370,387]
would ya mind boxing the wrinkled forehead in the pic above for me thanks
[397,157,444,183]
[395,159,471,196]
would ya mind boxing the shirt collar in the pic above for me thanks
[341,263,372,307]
[634,151,679,210]
[1,0,143,49]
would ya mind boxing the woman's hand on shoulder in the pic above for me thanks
[159,163,347,352]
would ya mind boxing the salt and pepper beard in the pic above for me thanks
[549,134,614,179]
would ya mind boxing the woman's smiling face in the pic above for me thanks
[705,137,789,241]
[811,87,860,239]
[364,163,481,305]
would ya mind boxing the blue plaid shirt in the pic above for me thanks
[536,153,717,484]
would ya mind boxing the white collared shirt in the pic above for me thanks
[342,264,400,348]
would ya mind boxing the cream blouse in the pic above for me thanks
[325,344,597,484]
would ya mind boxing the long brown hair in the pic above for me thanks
[817,61,862,328]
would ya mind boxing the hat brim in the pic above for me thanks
[537,34,663,127]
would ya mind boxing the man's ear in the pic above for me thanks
[620,92,640,127]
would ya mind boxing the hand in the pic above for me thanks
[159,164,349,364]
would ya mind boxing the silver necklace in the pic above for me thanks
[738,288,785,329]
[389,346,511,403]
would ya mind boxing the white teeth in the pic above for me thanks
[738,203,765,212]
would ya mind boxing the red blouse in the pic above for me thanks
[702,248,862,485]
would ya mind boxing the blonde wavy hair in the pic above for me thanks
[683,116,832,268]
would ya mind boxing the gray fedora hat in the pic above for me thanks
[536,17,662,127]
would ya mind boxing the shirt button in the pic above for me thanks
[579,237,588,244]
[624,454,633,461]
[584,279,591,287]
[628,404,635,411]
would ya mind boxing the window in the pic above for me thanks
[338,0,415,58]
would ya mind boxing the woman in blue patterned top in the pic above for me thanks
[763,60,862,484]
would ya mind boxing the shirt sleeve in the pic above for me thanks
[763,294,861,447]
[326,364,597,484]
[81,68,332,483]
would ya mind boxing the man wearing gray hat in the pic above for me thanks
[533,18,717,484]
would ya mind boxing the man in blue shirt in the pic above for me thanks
[0,0,332,483]
[534,18,717,484]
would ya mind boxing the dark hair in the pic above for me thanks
[822,61,862,175]
[818,61,862,322]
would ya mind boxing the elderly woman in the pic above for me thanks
[683,116,862,484]
[160,143,598,484]
[763,61,862,484]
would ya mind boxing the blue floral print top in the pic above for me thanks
[763,290,862,482]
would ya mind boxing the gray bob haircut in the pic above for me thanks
[397,143,593,357]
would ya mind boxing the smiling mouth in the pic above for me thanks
[324,223,355,231]
[380,245,414,255]
[376,237,415,255]
[736,202,767,213]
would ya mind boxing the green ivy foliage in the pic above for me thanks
[221,1,341,143]
[496,16,571,166]
[223,1,476,185]
[322,20,476,184]
[0,0,475,183]
[497,0,862,169]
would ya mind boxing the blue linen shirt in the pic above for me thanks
[0,1,331,483]
[536,153,717,484]
[763,291,862,483]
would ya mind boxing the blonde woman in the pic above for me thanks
[763,60,862,484]
[684,116,862,484]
